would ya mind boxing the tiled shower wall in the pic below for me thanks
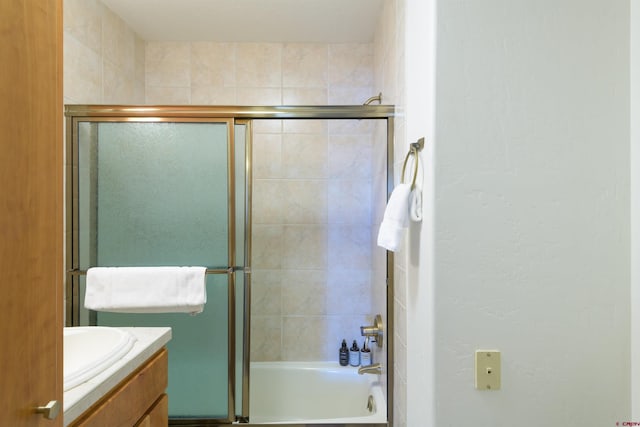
[64,0,145,105]
[144,42,375,107]
[374,0,407,426]
[250,118,380,361]
[144,41,382,361]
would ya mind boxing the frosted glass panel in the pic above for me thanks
[95,122,228,267]
[98,275,229,418]
[82,121,231,419]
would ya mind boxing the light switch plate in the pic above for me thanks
[475,350,501,390]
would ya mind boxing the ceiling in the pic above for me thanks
[100,0,385,43]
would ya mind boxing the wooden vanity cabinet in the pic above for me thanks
[69,348,168,427]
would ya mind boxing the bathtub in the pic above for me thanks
[249,361,386,425]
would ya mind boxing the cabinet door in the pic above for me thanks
[0,0,63,426]
[135,394,168,427]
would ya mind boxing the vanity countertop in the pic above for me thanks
[63,327,172,427]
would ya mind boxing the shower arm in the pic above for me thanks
[363,92,382,105]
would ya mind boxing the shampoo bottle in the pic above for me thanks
[339,339,349,366]
[361,338,372,366]
[349,340,360,366]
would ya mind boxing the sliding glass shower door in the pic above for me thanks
[68,104,395,426]
[72,119,248,422]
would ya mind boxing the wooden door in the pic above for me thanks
[0,0,63,426]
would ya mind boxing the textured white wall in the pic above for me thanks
[404,0,436,426]
[433,1,630,425]
[632,0,640,419]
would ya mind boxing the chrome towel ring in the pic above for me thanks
[401,137,424,189]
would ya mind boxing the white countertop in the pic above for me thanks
[63,327,172,427]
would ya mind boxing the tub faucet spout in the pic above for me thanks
[358,363,381,375]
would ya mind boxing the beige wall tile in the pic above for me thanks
[251,315,282,361]
[253,179,285,224]
[251,269,282,316]
[328,86,375,105]
[253,120,282,134]
[282,180,327,224]
[236,87,282,105]
[236,43,282,88]
[282,225,327,269]
[328,44,374,88]
[371,228,388,317]
[252,225,283,269]
[191,42,236,87]
[191,87,237,105]
[253,133,282,179]
[328,179,372,225]
[102,7,135,74]
[64,0,103,55]
[326,269,372,315]
[283,119,328,135]
[282,88,328,105]
[145,86,191,104]
[103,60,134,104]
[282,133,328,179]
[282,316,327,360]
[328,225,372,270]
[146,42,191,87]
[281,270,327,316]
[329,134,373,179]
[64,34,103,103]
[282,44,328,88]
[328,118,375,135]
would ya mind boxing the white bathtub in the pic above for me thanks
[249,362,386,424]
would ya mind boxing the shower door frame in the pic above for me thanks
[65,104,396,427]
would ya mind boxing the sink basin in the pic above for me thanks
[64,326,136,391]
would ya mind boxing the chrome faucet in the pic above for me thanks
[358,363,382,375]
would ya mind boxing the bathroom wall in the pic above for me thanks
[63,0,144,105]
[431,0,630,426]
[403,1,437,426]
[632,0,640,419]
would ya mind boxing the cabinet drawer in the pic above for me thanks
[135,394,168,427]
[70,348,168,427]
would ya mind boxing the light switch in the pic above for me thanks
[475,350,501,390]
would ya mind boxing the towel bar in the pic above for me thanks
[68,267,248,276]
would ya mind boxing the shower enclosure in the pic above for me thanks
[65,105,395,426]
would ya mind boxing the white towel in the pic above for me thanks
[85,266,207,314]
[377,183,411,252]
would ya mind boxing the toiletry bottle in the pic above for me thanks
[361,338,372,366]
[339,339,349,366]
[349,339,360,366]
